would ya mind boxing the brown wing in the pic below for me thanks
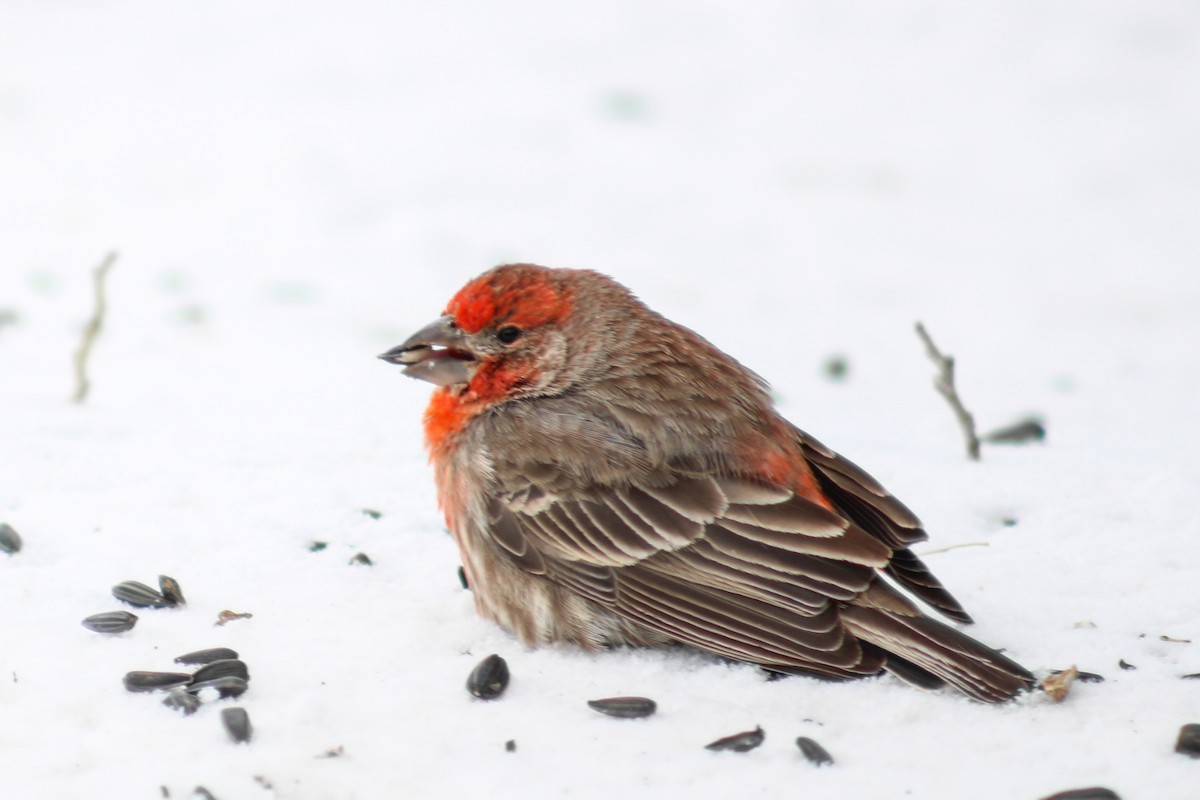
[796,429,973,624]
[487,475,896,680]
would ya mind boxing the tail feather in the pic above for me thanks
[843,606,1034,703]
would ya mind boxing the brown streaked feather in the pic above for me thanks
[796,429,973,624]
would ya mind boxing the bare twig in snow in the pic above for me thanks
[914,322,980,460]
[918,541,990,557]
[72,251,118,404]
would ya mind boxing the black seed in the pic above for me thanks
[159,575,185,605]
[221,707,252,743]
[466,654,509,700]
[348,552,373,566]
[458,566,469,590]
[505,739,516,752]
[1052,669,1105,684]
[705,725,765,752]
[191,659,249,683]
[1039,789,1121,800]
[1177,723,1200,758]
[1182,672,1200,680]
[188,676,249,699]
[587,696,657,718]
[795,736,834,765]
[360,508,383,520]
[113,580,172,609]
[0,523,22,554]
[81,610,138,633]
[1118,659,1136,671]
[162,689,201,715]
[982,417,1046,445]
[175,647,239,666]
[309,541,328,552]
[193,787,217,800]
[124,671,192,692]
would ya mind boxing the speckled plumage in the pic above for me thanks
[382,263,1034,702]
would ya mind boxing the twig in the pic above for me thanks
[72,251,118,404]
[914,322,980,460]
[918,541,989,557]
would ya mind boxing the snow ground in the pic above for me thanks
[1,2,1199,798]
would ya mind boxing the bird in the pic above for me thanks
[379,263,1034,702]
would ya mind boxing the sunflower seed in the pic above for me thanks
[1039,789,1121,800]
[188,676,249,699]
[124,671,192,692]
[505,739,516,752]
[113,580,172,609]
[360,508,382,520]
[1182,673,1200,680]
[0,523,22,554]
[1051,669,1105,684]
[174,647,239,666]
[982,417,1046,444]
[466,654,509,700]
[192,787,217,800]
[159,575,185,605]
[162,689,201,715]
[308,541,328,552]
[458,566,469,590]
[587,696,657,719]
[348,552,373,566]
[795,736,834,766]
[191,659,249,683]
[221,707,252,743]
[1177,723,1200,758]
[705,725,764,752]
[1118,659,1136,671]
[81,611,138,633]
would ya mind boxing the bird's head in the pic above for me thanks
[380,264,579,404]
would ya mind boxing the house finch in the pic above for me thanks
[380,264,1033,702]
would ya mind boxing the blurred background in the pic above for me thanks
[2,4,1199,798]
[2,2,1196,400]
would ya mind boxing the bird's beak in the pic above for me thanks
[378,316,476,387]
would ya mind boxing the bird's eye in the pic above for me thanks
[496,326,523,345]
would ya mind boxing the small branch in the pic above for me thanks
[914,322,980,461]
[918,541,990,557]
[72,251,118,404]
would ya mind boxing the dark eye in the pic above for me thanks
[496,326,523,345]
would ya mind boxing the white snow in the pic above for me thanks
[1,2,1198,798]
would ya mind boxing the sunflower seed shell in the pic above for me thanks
[705,725,764,752]
[191,659,249,683]
[221,707,252,743]
[175,647,239,666]
[466,654,509,700]
[189,676,249,699]
[1177,723,1200,758]
[163,689,201,715]
[113,581,173,609]
[1039,789,1121,800]
[0,523,22,554]
[795,736,834,766]
[587,696,657,719]
[81,611,138,633]
[158,575,186,605]
[124,671,192,692]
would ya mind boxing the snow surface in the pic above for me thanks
[2,2,1199,798]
